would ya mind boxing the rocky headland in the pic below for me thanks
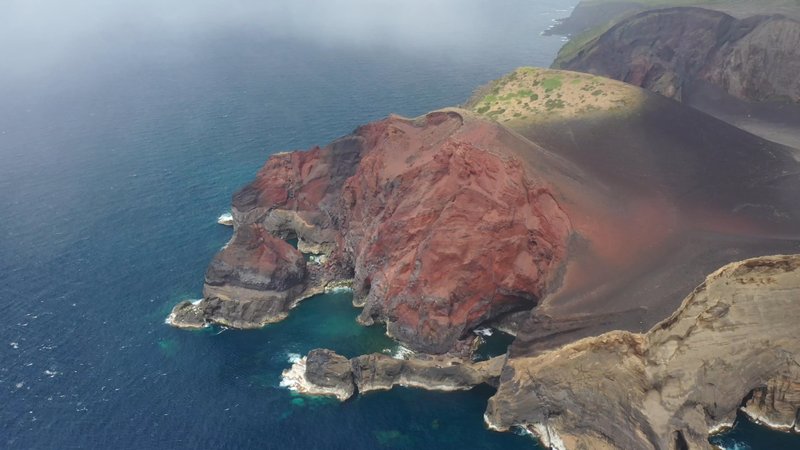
[171,64,800,448]
[170,108,579,354]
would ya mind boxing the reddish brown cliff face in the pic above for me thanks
[211,110,572,353]
[341,112,571,353]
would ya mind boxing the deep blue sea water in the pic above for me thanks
[1,1,797,449]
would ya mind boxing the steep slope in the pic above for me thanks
[486,255,800,449]
[556,7,800,103]
[469,67,800,356]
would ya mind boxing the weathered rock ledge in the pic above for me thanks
[281,348,505,401]
[485,255,800,449]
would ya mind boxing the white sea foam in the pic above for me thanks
[191,299,203,305]
[708,422,733,436]
[716,441,752,450]
[217,212,234,226]
[309,254,328,265]
[280,356,353,400]
[473,327,493,337]
[279,356,306,389]
[391,345,414,360]
[325,285,353,294]
[43,370,59,378]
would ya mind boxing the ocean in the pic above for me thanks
[0,1,796,448]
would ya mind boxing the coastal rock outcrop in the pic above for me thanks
[282,349,505,401]
[168,223,320,329]
[485,255,800,449]
[556,7,800,103]
[170,110,574,354]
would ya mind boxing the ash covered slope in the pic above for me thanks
[486,255,800,450]
[468,67,800,356]
[555,7,800,103]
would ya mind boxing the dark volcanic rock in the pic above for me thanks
[232,136,364,254]
[205,223,306,295]
[292,349,505,400]
[557,7,800,103]
[305,349,355,398]
[201,224,309,328]
[350,353,505,394]
[167,223,331,328]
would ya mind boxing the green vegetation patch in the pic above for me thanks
[541,76,563,92]
[467,67,643,124]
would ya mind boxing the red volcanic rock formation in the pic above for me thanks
[170,110,573,353]
[341,113,571,353]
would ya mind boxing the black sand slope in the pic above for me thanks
[498,89,800,356]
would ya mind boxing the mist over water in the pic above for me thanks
[2,0,570,79]
[0,1,791,449]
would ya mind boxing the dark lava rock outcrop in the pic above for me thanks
[168,224,323,328]
[556,7,800,103]
[485,255,800,449]
[282,348,505,401]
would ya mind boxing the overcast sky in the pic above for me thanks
[3,0,538,75]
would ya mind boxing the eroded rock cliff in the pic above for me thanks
[485,255,800,449]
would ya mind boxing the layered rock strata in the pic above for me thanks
[167,224,336,329]
[485,255,800,449]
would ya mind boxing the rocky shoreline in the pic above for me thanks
[287,256,800,449]
[281,348,505,401]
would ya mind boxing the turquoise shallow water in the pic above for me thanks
[0,1,797,448]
